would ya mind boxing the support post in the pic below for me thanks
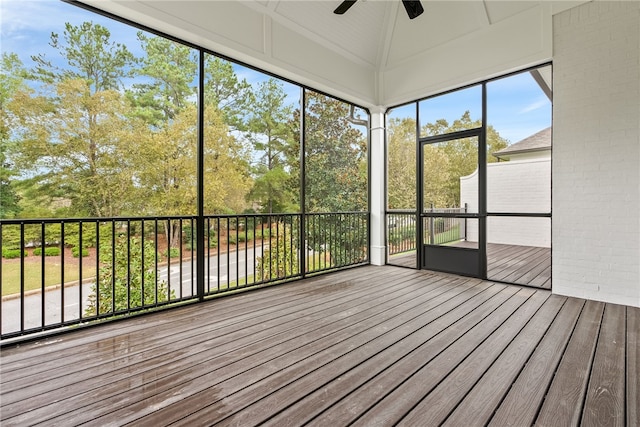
[369,107,386,266]
[196,51,205,301]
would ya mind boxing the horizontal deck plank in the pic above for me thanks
[0,265,634,427]
[394,292,561,427]
[581,303,626,426]
[628,306,639,426]
[445,297,582,426]
[488,298,585,426]
[534,300,604,426]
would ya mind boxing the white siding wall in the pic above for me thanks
[460,158,551,247]
[553,0,640,307]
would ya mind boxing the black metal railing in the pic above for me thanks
[305,212,369,273]
[386,205,469,257]
[423,205,468,246]
[387,211,418,256]
[0,212,369,341]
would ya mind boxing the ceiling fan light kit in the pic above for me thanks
[334,0,424,19]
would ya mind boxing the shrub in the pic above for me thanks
[2,248,27,259]
[227,232,248,245]
[256,223,299,281]
[254,228,270,239]
[45,247,61,256]
[85,236,175,316]
[162,247,180,259]
[72,247,89,258]
[33,247,60,256]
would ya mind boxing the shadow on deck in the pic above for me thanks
[1,265,637,426]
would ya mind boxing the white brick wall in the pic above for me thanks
[460,158,551,247]
[553,0,640,307]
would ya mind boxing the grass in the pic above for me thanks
[306,251,333,272]
[432,224,461,245]
[2,251,334,298]
[1,262,97,297]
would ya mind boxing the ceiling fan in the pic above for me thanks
[334,0,424,20]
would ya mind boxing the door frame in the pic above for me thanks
[417,128,487,278]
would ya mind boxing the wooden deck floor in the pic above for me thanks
[1,265,637,426]
[389,243,551,289]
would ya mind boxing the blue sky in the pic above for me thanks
[389,70,551,144]
[0,0,300,105]
[2,0,549,143]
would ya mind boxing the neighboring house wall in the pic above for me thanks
[553,0,640,307]
[460,158,551,247]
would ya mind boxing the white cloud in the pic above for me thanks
[1,0,73,36]
[519,97,549,114]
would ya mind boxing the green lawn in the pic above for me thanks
[2,262,97,297]
[2,251,334,297]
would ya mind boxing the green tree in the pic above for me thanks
[294,92,369,267]
[204,56,253,132]
[246,78,297,214]
[303,92,368,213]
[31,22,135,92]
[11,79,142,217]
[127,40,253,248]
[12,22,138,217]
[0,53,27,218]
[387,117,416,210]
[388,111,509,210]
[132,103,252,220]
[128,33,197,125]
[85,235,174,316]
[423,111,507,208]
[256,223,298,281]
[127,35,198,245]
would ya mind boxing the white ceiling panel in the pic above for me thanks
[386,1,485,65]
[138,1,266,54]
[81,0,590,107]
[484,1,540,24]
[274,0,388,67]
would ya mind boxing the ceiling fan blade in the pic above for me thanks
[402,0,424,19]
[334,0,358,15]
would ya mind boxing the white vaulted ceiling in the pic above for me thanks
[79,0,588,108]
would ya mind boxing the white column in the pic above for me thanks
[370,107,386,266]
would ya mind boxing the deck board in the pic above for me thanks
[581,304,627,426]
[262,285,521,426]
[628,307,640,426]
[393,291,558,427]
[0,265,635,427]
[389,243,551,289]
[444,297,583,426]
[488,298,585,426]
[535,300,605,426]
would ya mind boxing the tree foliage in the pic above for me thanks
[0,53,28,218]
[387,117,417,210]
[246,78,297,213]
[10,79,142,217]
[128,32,196,124]
[388,111,508,210]
[302,91,367,213]
[30,22,135,92]
[204,56,253,132]
[256,223,298,281]
[3,18,372,272]
[85,235,174,316]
